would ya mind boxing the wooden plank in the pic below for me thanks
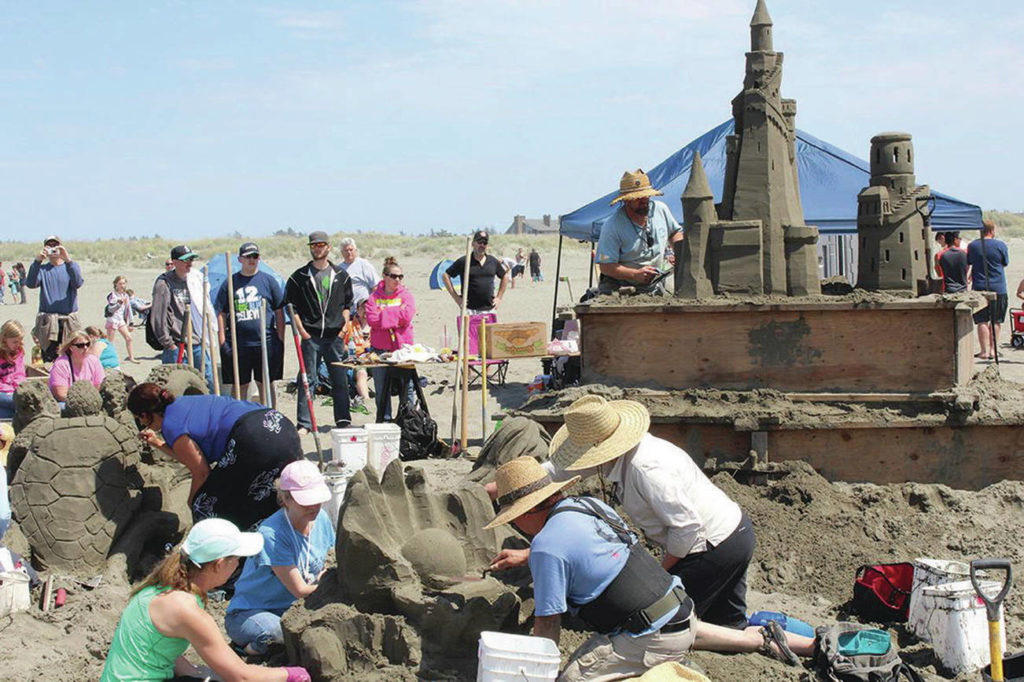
[786,392,950,403]
[954,305,975,386]
[769,425,1024,489]
[581,306,957,393]
[577,296,982,316]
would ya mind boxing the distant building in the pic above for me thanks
[507,214,560,235]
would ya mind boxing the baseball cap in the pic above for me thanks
[279,460,331,506]
[43,235,61,246]
[170,245,198,261]
[308,231,330,245]
[473,230,489,243]
[238,242,260,257]
[181,518,263,566]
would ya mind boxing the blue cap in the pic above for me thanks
[181,518,263,566]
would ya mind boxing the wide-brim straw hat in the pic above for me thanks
[636,662,711,682]
[483,456,581,530]
[610,168,664,205]
[549,395,650,472]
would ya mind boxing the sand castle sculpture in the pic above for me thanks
[676,0,821,298]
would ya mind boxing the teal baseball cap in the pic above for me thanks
[181,518,263,566]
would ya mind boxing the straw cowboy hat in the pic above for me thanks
[483,456,581,530]
[549,395,650,472]
[610,169,664,205]
[634,662,712,682]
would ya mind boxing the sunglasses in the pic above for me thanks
[71,342,91,349]
[386,273,404,280]
[243,254,260,260]
[309,242,329,248]
[474,239,488,245]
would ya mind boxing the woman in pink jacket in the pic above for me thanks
[364,258,416,421]
[0,320,27,419]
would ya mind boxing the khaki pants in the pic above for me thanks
[559,616,697,682]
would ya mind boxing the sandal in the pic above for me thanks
[759,620,800,666]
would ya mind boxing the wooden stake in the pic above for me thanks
[481,319,489,442]
[224,252,241,400]
[449,236,473,453]
[200,267,209,376]
[259,298,271,407]
[184,303,193,369]
[205,302,221,395]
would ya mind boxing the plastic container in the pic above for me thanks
[0,570,31,617]
[908,558,976,639]
[747,610,815,638]
[323,465,354,527]
[330,427,367,473]
[363,423,401,481]
[917,579,1004,676]
[477,631,560,682]
[983,651,1024,681]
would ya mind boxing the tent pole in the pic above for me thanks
[551,233,564,335]
[588,239,595,289]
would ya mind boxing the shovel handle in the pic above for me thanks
[971,558,1012,621]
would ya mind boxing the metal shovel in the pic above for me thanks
[971,558,1012,681]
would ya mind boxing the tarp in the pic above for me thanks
[560,120,983,240]
[429,259,460,290]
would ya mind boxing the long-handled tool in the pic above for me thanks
[184,303,194,369]
[480,318,489,442]
[449,236,473,455]
[259,298,271,407]
[972,558,1013,681]
[224,252,241,399]
[286,303,325,471]
[204,302,221,395]
[200,266,209,376]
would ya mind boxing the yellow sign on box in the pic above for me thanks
[483,322,547,359]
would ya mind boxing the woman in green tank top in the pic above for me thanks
[101,518,311,682]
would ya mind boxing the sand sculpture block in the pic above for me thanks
[64,381,104,417]
[13,378,60,432]
[677,151,716,299]
[784,224,822,296]
[9,416,143,572]
[146,364,209,397]
[709,220,763,294]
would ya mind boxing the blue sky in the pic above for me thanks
[2,0,1022,241]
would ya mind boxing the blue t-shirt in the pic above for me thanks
[596,201,681,272]
[529,497,682,637]
[160,395,263,464]
[97,338,120,369]
[967,237,1009,293]
[25,260,84,314]
[215,272,284,348]
[228,508,336,614]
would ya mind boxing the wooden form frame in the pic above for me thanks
[578,299,976,394]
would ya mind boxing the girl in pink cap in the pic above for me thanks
[225,460,336,656]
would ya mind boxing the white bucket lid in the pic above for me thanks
[913,558,970,574]
[922,578,999,599]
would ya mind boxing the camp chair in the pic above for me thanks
[456,313,509,387]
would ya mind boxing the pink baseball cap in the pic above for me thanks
[280,460,331,506]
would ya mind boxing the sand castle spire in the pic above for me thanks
[750,0,773,52]
[683,151,713,200]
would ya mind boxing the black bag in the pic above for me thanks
[103,301,118,318]
[392,375,444,460]
[852,562,914,622]
[814,623,924,682]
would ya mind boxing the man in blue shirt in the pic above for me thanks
[486,457,809,680]
[26,235,85,362]
[216,242,286,405]
[967,220,1010,360]
[596,170,683,295]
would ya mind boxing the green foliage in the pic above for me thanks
[0,231,589,267]
[984,210,1024,238]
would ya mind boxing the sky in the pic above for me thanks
[2,0,1022,241]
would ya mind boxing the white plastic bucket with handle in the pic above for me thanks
[364,423,401,481]
[323,465,354,528]
[908,558,980,640]
[918,579,1005,676]
[0,570,30,617]
[477,630,560,681]
[330,427,367,473]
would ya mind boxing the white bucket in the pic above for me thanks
[908,558,976,639]
[0,570,31,617]
[323,466,354,528]
[330,427,367,473]
[918,579,1005,676]
[364,423,401,481]
[477,630,560,682]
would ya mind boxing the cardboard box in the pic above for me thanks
[483,322,547,359]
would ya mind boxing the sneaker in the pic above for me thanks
[297,427,310,436]
[352,402,370,415]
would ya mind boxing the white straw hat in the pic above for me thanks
[483,457,580,530]
[548,395,650,471]
[610,169,664,205]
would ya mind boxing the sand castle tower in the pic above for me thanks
[856,132,931,293]
[717,0,818,295]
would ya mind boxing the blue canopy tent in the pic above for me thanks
[560,120,983,241]
[203,257,287,304]
[429,259,460,290]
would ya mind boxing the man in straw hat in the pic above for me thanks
[595,169,683,295]
[484,456,811,680]
[490,395,755,630]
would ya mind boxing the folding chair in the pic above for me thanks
[456,313,509,387]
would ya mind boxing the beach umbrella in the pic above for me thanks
[429,259,459,290]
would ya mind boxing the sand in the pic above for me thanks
[5,238,1024,680]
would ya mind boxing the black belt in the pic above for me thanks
[623,585,690,634]
[661,615,691,634]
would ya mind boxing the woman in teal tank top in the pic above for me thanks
[101,518,311,682]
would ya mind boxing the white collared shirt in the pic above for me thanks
[544,433,742,558]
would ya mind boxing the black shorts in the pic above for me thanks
[511,264,525,277]
[973,293,1008,325]
[220,342,284,385]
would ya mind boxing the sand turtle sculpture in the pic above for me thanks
[63,380,104,417]
[146,363,208,397]
[7,378,60,480]
[283,460,532,677]
[9,415,144,572]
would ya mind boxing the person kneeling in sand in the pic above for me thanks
[225,460,336,656]
[101,518,311,682]
[485,457,814,681]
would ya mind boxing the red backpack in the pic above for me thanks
[852,562,914,622]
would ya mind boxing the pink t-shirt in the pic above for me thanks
[0,349,26,393]
[48,353,105,393]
